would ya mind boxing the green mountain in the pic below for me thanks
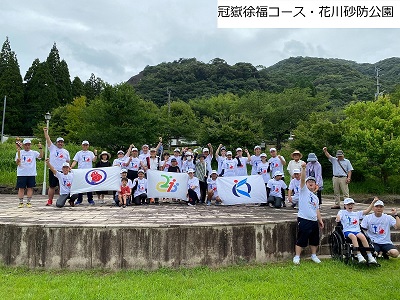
[127,56,400,106]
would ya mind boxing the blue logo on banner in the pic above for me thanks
[85,169,107,185]
[232,178,251,198]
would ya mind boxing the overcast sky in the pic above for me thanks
[1,1,399,84]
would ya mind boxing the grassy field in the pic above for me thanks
[0,259,398,299]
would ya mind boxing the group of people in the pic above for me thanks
[14,130,399,263]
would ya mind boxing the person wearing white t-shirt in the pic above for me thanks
[207,170,221,206]
[43,127,70,206]
[336,197,378,263]
[113,150,129,169]
[249,145,262,175]
[202,144,213,176]
[46,159,78,208]
[287,169,301,208]
[361,200,400,259]
[187,169,200,206]
[132,170,148,205]
[70,140,97,205]
[15,139,43,208]
[215,144,227,176]
[235,148,251,176]
[221,151,238,177]
[293,162,324,265]
[287,150,304,178]
[266,171,287,208]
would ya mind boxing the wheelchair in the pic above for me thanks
[329,223,380,266]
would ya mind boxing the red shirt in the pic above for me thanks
[119,185,131,195]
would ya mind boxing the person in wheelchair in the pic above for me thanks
[361,200,400,259]
[336,197,378,263]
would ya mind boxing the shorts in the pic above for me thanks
[296,217,320,248]
[49,169,59,188]
[373,243,396,254]
[344,231,361,238]
[16,176,36,189]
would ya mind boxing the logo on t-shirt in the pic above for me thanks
[371,224,385,235]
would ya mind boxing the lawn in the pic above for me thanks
[0,259,398,299]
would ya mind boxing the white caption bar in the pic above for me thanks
[218,0,399,28]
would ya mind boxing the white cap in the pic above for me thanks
[174,148,181,152]
[236,147,242,152]
[187,168,194,173]
[117,150,124,154]
[374,200,384,207]
[185,152,193,156]
[293,169,301,174]
[211,170,218,175]
[270,147,277,152]
[132,147,138,151]
[82,140,89,145]
[344,198,355,205]
[203,148,209,152]
[142,144,149,148]
[138,169,145,174]
[22,139,31,144]
[120,168,128,174]
[274,171,284,177]
[254,145,261,150]
[62,162,70,167]
[56,137,64,142]
[305,176,316,182]
[260,153,267,157]
[226,151,233,155]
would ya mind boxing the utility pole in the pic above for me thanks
[1,96,6,143]
[375,67,382,100]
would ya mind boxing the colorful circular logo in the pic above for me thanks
[85,169,107,185]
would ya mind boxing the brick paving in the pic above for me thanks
[0,194,380,228]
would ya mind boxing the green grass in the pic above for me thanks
[0,259,398,299]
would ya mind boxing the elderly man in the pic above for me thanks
[323,147,353,209]
[43,127,70,206]
[361,200,400,259]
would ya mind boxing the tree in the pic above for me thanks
[46,43,72,104]
[84,73,104,101]
[342,97,400,183]
[0,37,25,135]
[71,76,85,98]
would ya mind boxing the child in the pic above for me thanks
[132,169,148,205]
[207,170,221,206]
[46,159,77,208]
[336,197,378,263]
[187,169,200,206]
[165,157,181,173]
[267,171,287,208]
[181,152,195,173]
[118,178,131,208]
[287,169,301,208]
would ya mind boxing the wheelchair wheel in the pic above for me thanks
[329,231,345,261]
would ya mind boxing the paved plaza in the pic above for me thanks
[0,194,379,228]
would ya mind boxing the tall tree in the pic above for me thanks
[84,73,104,101]
[0,37,25,135]
[71,76,85,99]
[24,59,58,131]
[46,43,72,104]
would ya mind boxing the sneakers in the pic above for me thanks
[46,199,53,206]
[68,200,75,207]
[18,203,24,208]
[357,254,366,263]
[74,201,82,206]
[311,255,321,264]
[26,202,32,208]
[88,200,95,205]
[368,256,377,264]
[188,203,195,206]
[293,256,300,265]
[206,201,211,206]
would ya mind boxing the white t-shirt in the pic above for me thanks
[113,157,128,169]
[126,157,141,171]
[216,156,226,175]
[56,171,74,195]
[204,154,213,175]
[287,160,304,177]
[298,185,319,221]
[16,150,40,176]
[181,160,196,173]
[338,210,364,233]
[133,178,147,197]
[207,178,218,197]
[250,155,262,175]
[257,161,270,183]
[268,156,286,177]
[187,176,200,198]
[48,144,70,171]
[222,158,238,177]
[236,157,248,176]
[73,150,95,169]
[361,213,396,244]
[288,178,301,200]
[267,179,287,197]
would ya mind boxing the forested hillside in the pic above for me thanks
[128,56,400,107]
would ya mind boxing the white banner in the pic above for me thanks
[70,166,121,194]
[217,175,267,205]
[147,170,189,200]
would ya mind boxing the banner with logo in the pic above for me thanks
[146,170,189,200]
[216,175,267,205]
[70,166,121,194]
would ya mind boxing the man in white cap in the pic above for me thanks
[235,147,251,176]
[323,147,353,209]
[249,145,262,175]
[268,147,286,178]
[202,143,213,176]
[361,200,400,259]
[70,140,97,205]
[43,127,70,206]
[293,162,324,265]
[215,144,227,175]
[15,139,44,208]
